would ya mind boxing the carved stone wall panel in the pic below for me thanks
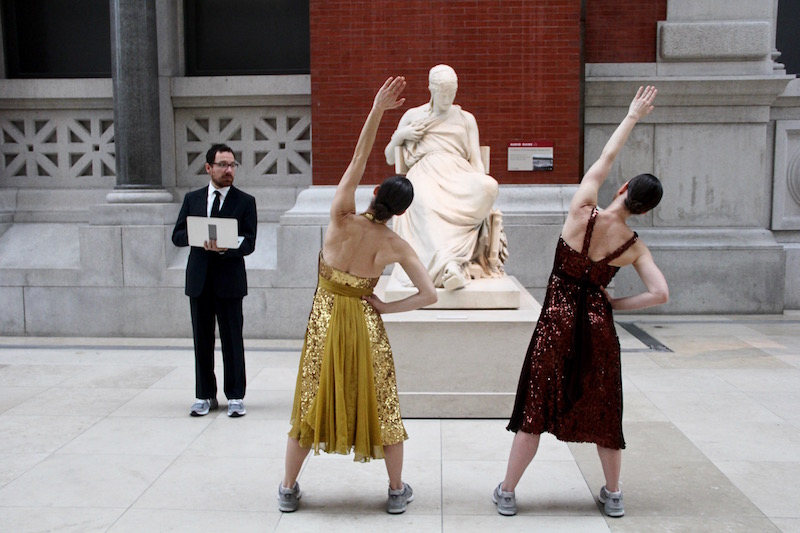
[174,106,312,189]
[0,110,115,188]
[772,120,800,229]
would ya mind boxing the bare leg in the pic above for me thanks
[596,445,622,492]
[383,442,404,490]
[502,431,541,492]
[282,436,311,488]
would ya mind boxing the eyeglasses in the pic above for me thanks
[212,162,239,170]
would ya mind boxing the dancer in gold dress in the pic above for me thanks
[278,77,437,515]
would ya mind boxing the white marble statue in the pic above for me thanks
[384,64,506,290]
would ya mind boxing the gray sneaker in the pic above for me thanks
[278,481,301,512]
[190,398,218,416]
[387,482,414,514]
[492,482,517,516]
[598,485,624,517]
[227,399,246,417]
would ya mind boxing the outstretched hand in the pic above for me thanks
[373,76,407,112]
[628,85,657,120]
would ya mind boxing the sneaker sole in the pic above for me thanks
[228,411,246,417]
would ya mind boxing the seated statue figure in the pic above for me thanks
[385,64,506,291]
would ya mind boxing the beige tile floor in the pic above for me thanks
[0,314,799,532]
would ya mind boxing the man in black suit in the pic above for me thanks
[172,143,257,417]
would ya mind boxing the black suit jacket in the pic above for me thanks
[172,185,257,298]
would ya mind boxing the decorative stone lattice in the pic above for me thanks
[0,111,115,187]
[175,107,312,188]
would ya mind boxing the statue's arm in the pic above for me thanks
[384,108,425,166]
[463,111,486,174]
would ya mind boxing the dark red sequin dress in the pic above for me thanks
[507,208,637,450]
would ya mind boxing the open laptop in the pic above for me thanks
[186,216,243,249]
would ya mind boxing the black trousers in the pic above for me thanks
[189,285,246,400]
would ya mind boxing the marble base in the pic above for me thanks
[384,273,521,309]
[376,276,541,418]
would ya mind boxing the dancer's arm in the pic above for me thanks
[571,86,657,210]
[331,77,406,221]
[363,240,437,313]
[602,246,668,311]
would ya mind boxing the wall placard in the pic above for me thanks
[507,141,554,171]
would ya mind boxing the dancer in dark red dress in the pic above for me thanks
[494,86,667,518]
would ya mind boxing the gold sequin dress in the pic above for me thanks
[507,208,638,450]
[289,252,407,462]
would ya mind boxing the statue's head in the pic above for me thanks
[428,65,458,110]
[372,175,414,220]
[429,64,458,87]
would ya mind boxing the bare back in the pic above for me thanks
[561,204,645,268]
[323,213,409,278]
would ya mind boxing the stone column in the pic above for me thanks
[107,0,172,204]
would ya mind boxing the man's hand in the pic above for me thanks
[203,239,228,253]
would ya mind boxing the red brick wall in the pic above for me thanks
[309,1,663,186]
[585,1,666,63]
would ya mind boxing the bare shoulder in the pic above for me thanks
[629,238,652,260]
[563,203,595,232]
[611,237,651,267]
[380,227,414,260]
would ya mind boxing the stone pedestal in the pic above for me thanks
[384,274,521,309]
[377,276,541,418]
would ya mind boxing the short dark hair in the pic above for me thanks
[372,175,414,220]
[206,143,234,165]
[625,173,663,215]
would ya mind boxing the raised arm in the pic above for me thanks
[330,76,407,220]
[571,86,657,210]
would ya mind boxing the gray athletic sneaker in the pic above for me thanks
[278,481,301,512]
[227,399,246,417]
[190,398,218,416]
[387,482,414,514]
[598,485,624,517]
[492,482,517,516]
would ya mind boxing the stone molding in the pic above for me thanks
[659,21,771,62]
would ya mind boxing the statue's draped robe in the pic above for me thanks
[391,105,498,287]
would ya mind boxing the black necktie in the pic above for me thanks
[210,190,221,217]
